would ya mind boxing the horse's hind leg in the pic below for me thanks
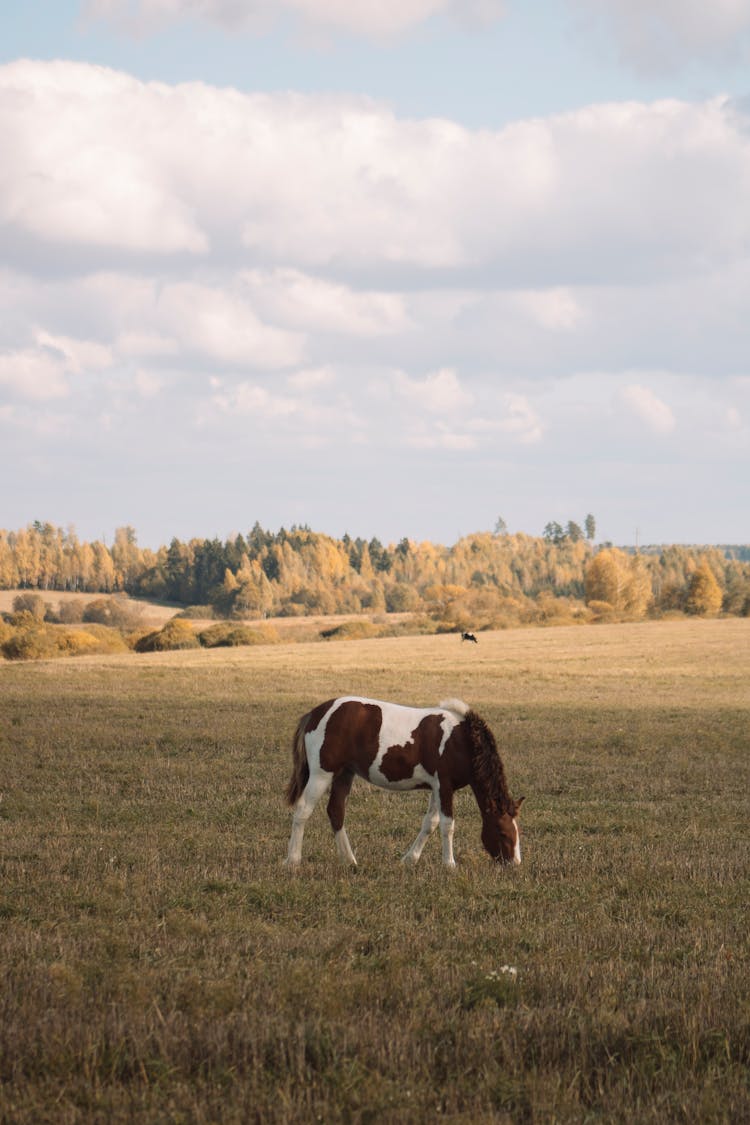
[327,769,357,866]
[402,789,439,866]
[286,771,332,867]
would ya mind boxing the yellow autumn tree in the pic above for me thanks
[685,561,723,616]
[584,548,652,618]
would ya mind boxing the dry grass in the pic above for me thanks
[1,619,748,1122]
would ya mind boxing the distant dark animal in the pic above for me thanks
[285,696,523,868]
[461,631,478,643]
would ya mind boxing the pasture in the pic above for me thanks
[1,619,748,1123]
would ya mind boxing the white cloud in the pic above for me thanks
[287,366,336,390]
[4,62,750,285]
[155,282,305,368]
[207,373,364,441]
[241,269,409,338]
[392,368,474,414]
[0,348,70,401]
[496,392,544,444]
[214,381,301,419]
[116,331,180,358]
[133,369,163,397]
[0,330,113,401]
[620,382,676,433]
[726,406,743,431]
[512,288,585,332]
[86,0,507,38]
[405,423,477,450]
[35,331,113,374]
[575,0,750,72]
[0,62,207,255]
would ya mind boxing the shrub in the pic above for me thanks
[175,605,216,620]
[1,619,131,660]
[134,618,200,653]
[12,593,47,620]
[586,600,616,623]
[320,620,382,641]
[385,583,422,612]
[53,629,104,657]
[57,600,86,624]
[83,597,143,631]
[62,624,129,654]
[199,623,280,648]
[532,593,587,626]
[2,614,63,660]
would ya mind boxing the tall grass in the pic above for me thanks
[1,620,748,1122]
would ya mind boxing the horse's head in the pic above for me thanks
[481,797,524,865]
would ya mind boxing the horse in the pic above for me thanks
[285,696,523,869]
[461,631,478,643]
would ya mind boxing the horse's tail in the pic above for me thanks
[286,712,310,806]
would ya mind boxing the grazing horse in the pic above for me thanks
[285,697,523,869]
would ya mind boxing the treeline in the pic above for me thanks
[1,521,749,625]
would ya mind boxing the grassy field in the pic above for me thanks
[1,619,748,1123]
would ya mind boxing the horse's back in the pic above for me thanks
[306,696,464,790]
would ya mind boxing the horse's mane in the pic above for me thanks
[465,711,513,812]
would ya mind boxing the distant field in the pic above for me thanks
[1,619,748,1122]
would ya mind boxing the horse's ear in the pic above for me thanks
[513,796,525,816]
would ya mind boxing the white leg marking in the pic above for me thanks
[512,817,522,865]
[439,812,456,868]
[285,774,331,866]
[402,790,440,865]
[334,828,357,866]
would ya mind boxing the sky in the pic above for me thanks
[2,1,750,550]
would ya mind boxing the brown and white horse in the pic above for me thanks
[285,696,523,868]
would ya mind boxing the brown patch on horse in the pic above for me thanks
[380,712,445,782]
[319,700,383,777]
[327,768,356,831]
[435,722,474,790]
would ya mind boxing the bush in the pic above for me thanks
[53,630,105,657]
[12,593,47,620]
[2,625,57,661]
[320,620,383,641]
[63,624,129,654]
[385,583,422,612]
[57,600,86,624]
[175,605,216,620]
[134,618,200,653]
[199,623,280,648]
[83,597,143,631]
[532,593,588,626]
[1,619,130,661]
[586,600,616,623]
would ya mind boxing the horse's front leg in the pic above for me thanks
[327,769,357,866]
[438,784,456,868]
[402,789,439,865]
